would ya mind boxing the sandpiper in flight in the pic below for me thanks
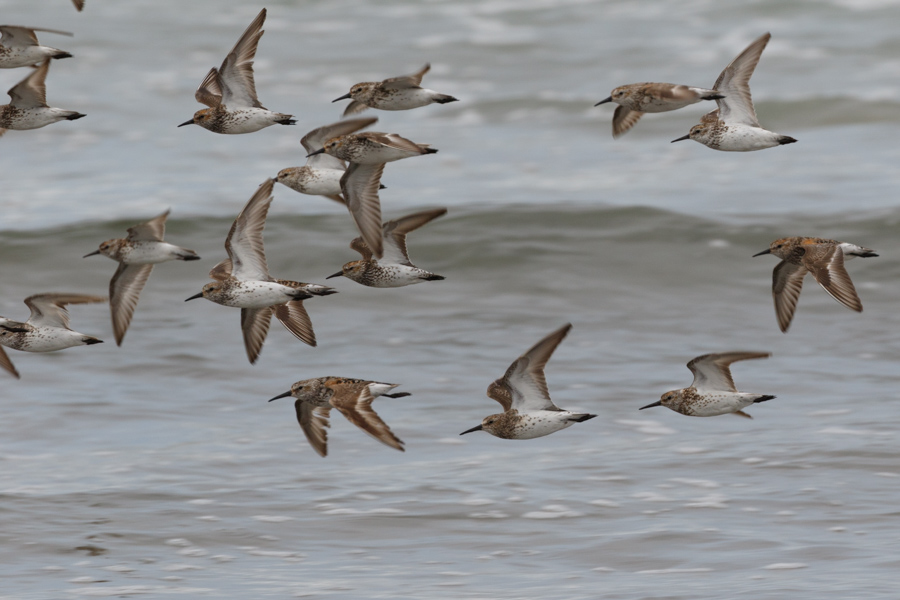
[307,131,437,259]
[595,80,721,137]
[753,237,877,333]
[84,210,200,345]
[0,59,85,136]
[327,208,447,287]
[268,377,410,457]
[178,8,295,134]
[332,63,458,117]
[460,323,597,439]
[671,33,797,151]
[0,25,72,69]
[275,117,378,205]
[185,179,336,364]
[640,352,774,418]
[0,293,106,378]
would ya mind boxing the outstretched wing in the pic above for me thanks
[331,384,405,451]
[612,105,643,138]
[0,26,72,47]
[296,401,331,457]
[489,323,572,413]
[772,260,807,333]
[126,210,169,242]
[272,301,316,347]
[195,67,223,107]
[109,263,154,346]
[0,346,20,379]
[8,59,50,108]
[687,352,770,393]
[240,307,272,364]
[225,179,273,281]
[381,207,447,267]
[381,63,430,90]
[24,293,106,329]
[805,246,863,313]
[217,8,266,108]
[340,162,385,259]
[713,32,770,126]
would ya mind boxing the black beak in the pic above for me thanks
[184,292,204,302]
[325,271,344,279]
[332,93,352,102]
[306,148,326,158]
[671,134,691,143]
[594,96,612,106]
[83,250,100,258]
[752,249,772,257]
[178,118,195,127]
[268,391,293,402]
[459,424,483,435]
[639,401,662,410]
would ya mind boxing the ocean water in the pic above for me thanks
[1,0,899,598]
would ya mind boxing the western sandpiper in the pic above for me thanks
[178,9,295,134]
[753,237,877,333]
[84,210,200,346]
[307,131,437,258]
[333,63,458,117]
[0,293,106,377]
[0,25,72,69]
[327,207,446,288]
[275,117,379,205]
[185,179,336,364]
[595,83,722,138]
[0,59,84,136]
[268,377,409,457]
[640,352,774,418]
[460,324,596,439]
[671,33,797,151]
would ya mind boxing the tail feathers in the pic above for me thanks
[571,413,597,423]
[53,51,73,60]
[384,392,411,398]
[422,274,445,281]
[65,113,86,121]
[753,395,776,404]
[83,337,103,345]
[778,136,797,145]
[433,94,458,104]
[420,146,439,154]
[277,117,297,126]
[704,93,725,100]
[854,251,878,258]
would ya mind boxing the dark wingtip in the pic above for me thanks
[779,136,798,145]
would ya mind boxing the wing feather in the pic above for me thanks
[8,59,49,108]
[226,179,273,281]
[109,263,154,346]
[772,260,806,333]
[381,63,430,90]
[806,246,863,313]
[381,208,447,267]
[612,105,643,138]
[126,210,168,242]
[24,293,106,329]
[296,402,331,457]
[217,8,266,108]
[688,352,770,393]
[0,346,20,379]
[492,323,571,412]
[272,301,316,347]
[240,307,272,364]
[331,385,405,451]
[713,32,770,126]
[340,163,385,259]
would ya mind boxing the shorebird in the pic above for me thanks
[0,59,85,136]
[268,377,409,457]
[595,83,722,138]
[0,293,106,378]
[640,352,774,418]
[0,25,72,69]
[178,8,295,134]
[185,179,336,364]
[275,117,378,205]
[671,33,797,151]
[753,237,877,333]
[307,131,437,258]
[84,210,200,345]
[327,208,446,287]
[460,324,596,439]
[332,63,458,117]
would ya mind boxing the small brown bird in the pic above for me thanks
[268,377,410,457]
[753,237,877,332]
[332,63,458,117]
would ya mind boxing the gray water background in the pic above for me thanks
[1,0,900,598]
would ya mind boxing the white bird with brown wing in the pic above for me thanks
[0,59,84,136]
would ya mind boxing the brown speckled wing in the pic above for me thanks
[713,32,769,127]
[341,100,370,117]
[240,307,272,364]
[217,8,266,108]
[8,59,49,108]
[381,207,447,266]
[24,293,106,329]
[612,105,643,138]
[493,323,572,413]
[806,246,863,313]
[331,384,405,452]
[296,401,331,457]
[0,346,20,379]
[195,67,222,107]
[349,236,374,261]
[225,179,273,281]
[772,260,807,333]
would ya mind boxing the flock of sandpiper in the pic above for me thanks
[0,5,879,456]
